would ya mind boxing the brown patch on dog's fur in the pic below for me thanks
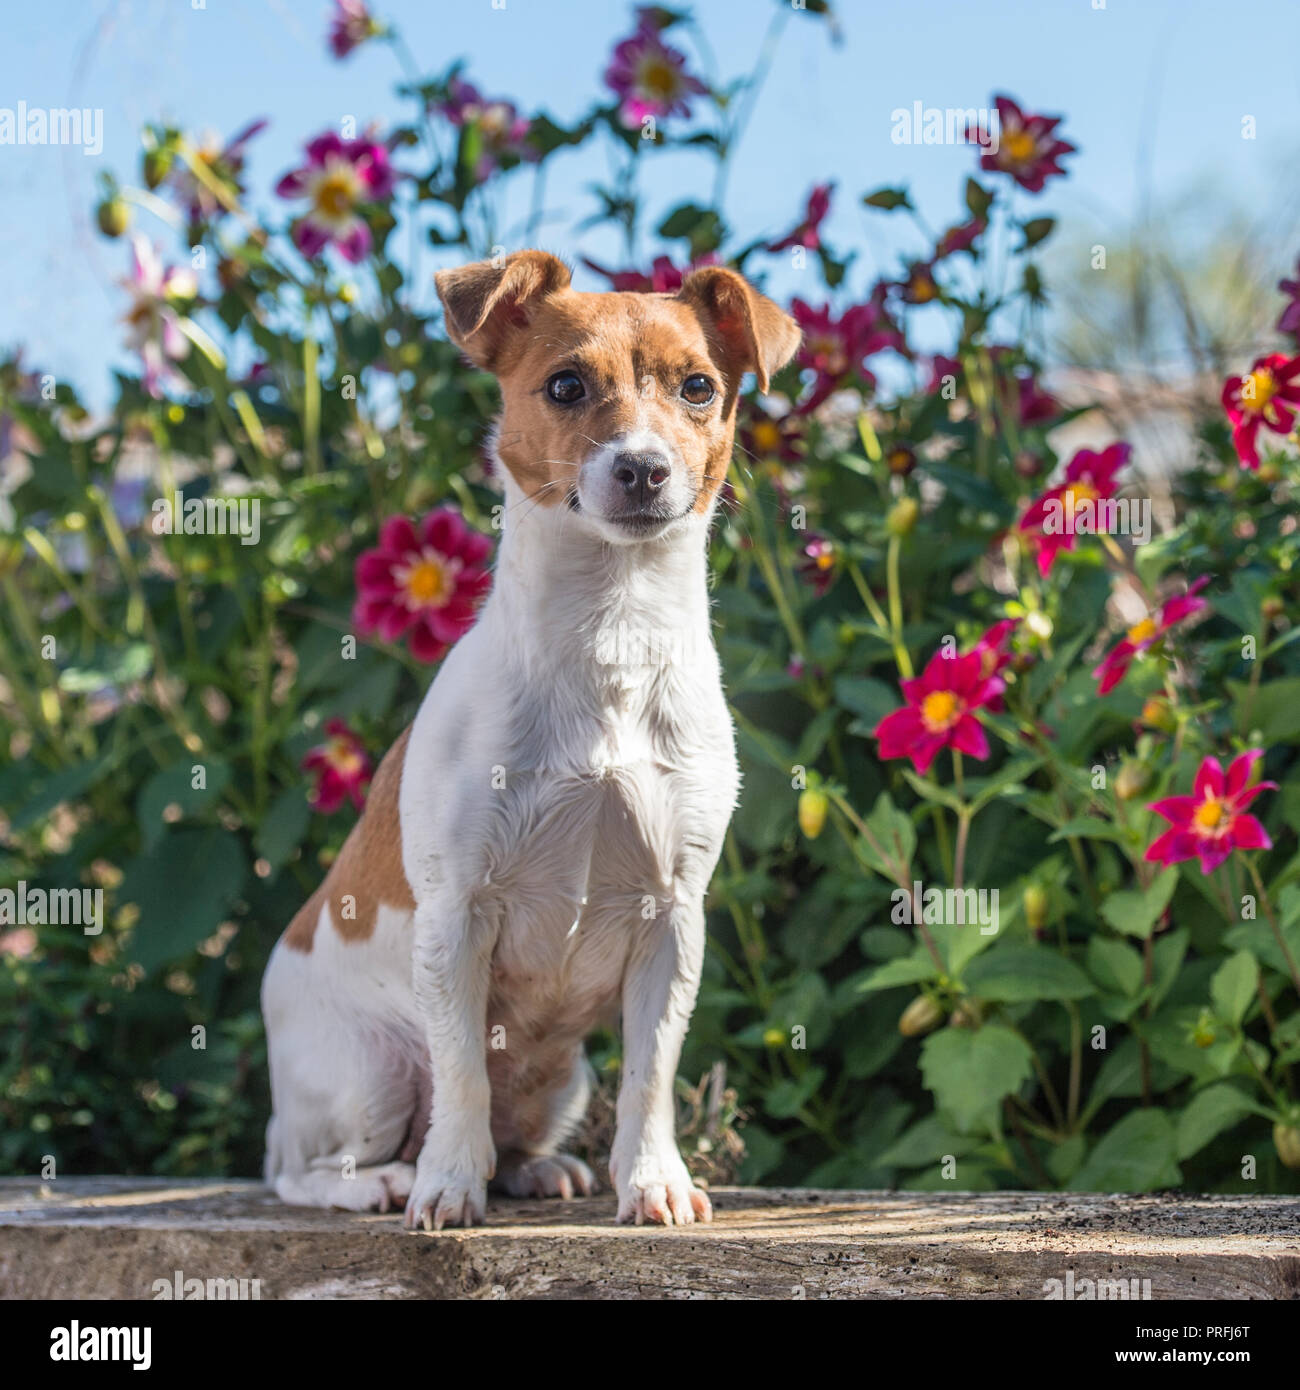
[282,727,415,952]
[434,252,800,512]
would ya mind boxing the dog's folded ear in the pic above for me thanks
[435,250,571,370]
[676,267,801,394]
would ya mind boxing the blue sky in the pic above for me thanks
[1,0,1297,407]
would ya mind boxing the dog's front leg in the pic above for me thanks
[610,897,712,1226]
[404,894,497,1230]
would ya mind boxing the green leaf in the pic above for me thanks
[255,787,313,873]
[765,1067,826,1119]
[857,949,937,992]
[859,791,915,881]
[119,828,248,975]
[9,756,113,833]
[1020,217,1055,249]
[876,1114,980,1168]
[963,946,1095,1002]
[862,186,911,211]
[1099,868,1178,939]
[1210,950,1259,1027]
[964,177,993,219]
[832,676,898,727]
[1229,675,1300,741]
[1049,817,1130,846]
[1071,1110,1182,1192]
[1086,937,1144,997]
[136,757,232,852]
[1176,1084,1264,1160]
[919,1025,1034,1133]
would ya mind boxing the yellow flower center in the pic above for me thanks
[327,738,363,777]
[1243,368,1277,415]
[398,555,453,608]
[1062,480,1099,510]
[1126,616,1158,645]
[752,420,782,454]
[921,689,961,732]
[639,58,679,101]
[1004,129,1036,163]
[910,274,937,303]
[1194,797,1225,831]
[313,170,357,220]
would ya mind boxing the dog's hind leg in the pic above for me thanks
[491,1046,598,1199]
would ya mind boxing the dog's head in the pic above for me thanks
[435,250,800,544]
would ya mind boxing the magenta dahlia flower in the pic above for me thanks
[353,508,493,663]
[1221,353,1300,470]
[1019,442,1131,577]
[328,0,383,59]
[1093,578,1210,695]
[275,132,396,263]
[791,294,905,412]
[874,647,1004,774]
[303,718,372,814]
[604,18,707,127]
[971,95,1074,193]
[439,78,534,177]
[1145,750,1275,875]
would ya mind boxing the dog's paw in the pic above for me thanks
[496,1152,597,1200]
[403,1167,488,1231]
[360,1161,416,1214]
[614,1154,711,1227]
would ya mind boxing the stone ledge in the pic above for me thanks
[1,1178,1297,1300]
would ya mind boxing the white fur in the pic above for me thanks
[262,450,738,1228]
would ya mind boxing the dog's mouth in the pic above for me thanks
[605,505,692,538]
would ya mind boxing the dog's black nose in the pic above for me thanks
[612,451,671,500]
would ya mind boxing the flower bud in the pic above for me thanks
[1140,696,1177,734]
[1014,450,1042,479]
[96,197,130,238]
[949,999,984,1029]
[762,1027,786,1049]
[898,995,944,1037]
[1261,596,1284,622]
[886,496,919,537]
[143,146,174,189]
[1115,761,1150,801]
[798,787,829,840]
[885,443,916,477]
[1275,1121,1300,1170]
[1022,883,1049,933]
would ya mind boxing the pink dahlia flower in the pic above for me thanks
[874,647,1004,774]
[1093,578,1210,695]
[1221,353,1300,470]
[604,19,707,127]
[303,718,372,814]
[1145,750,1275,876]
[353,508,493,663]
[275,132,396,263]
[1019,442,1131,577]
[970,95,1075,193]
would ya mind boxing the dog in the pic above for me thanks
[261,250,800,1228]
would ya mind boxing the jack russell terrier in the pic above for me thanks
[261,250,800,1228]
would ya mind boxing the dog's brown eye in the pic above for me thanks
[682,374,715,405]
[547,371,585,405]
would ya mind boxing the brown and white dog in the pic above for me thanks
[261,251,800,1228]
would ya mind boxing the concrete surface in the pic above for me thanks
[1,1178,1297,1300]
